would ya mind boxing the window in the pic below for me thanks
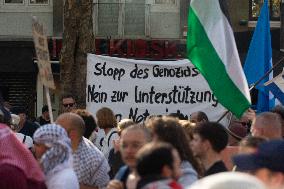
[124,0,146,36]
[4,0,23,3]
[250,0,280,21]
[96,1,120,36]
[154,0,177,5]
[30,0,49,4]
[94,0,180,38]
[95,0,147,37]
[4,0,48,4]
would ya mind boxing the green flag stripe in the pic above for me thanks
[187,6,250,118]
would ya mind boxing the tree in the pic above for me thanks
[60,0,94,108]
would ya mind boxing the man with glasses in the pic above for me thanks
[107,124,151,189]
[62,95,77,113]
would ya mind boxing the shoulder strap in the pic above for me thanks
[99,137,104,147]
[107,131,118,147]
[23,135,26,143]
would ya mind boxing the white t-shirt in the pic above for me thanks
[101,128,119,160]
[15,132,33,149]
[46,167,79,189]
[90,128,105,150]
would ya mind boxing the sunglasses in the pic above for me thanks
[63,103,75,108]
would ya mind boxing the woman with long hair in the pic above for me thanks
[145,116,203,187]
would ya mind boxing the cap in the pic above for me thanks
[10,107,26,115]
[228,121,248,139]
[42,105,55,113]
[233,140,284,173]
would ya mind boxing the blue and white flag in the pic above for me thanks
[264,71,284,105]
[243,0,274,112]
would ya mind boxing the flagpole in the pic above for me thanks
[217,56,284,123]
[249,56,284,90]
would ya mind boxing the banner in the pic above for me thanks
[32,17,55,89]
[87,54,226,123]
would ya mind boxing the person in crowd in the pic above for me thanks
[188,172,266,189]
[37,105,55,126]
[146,116,201,186]
[271,105,284,138]
[0,102,11,125]
[0,122,46,189]
[33,124,79,189]
[73,109,97,138]
[10,113,33,149]
[96,107,119,159]
[238,136,267,154]
[227,119,248,146]
[118,119,135,133]
[3,101,12,112]
[136,142,182,189]
[179,119,196,141]
[250,112,282,140]
[191,122,228,176]
[11,106,39,137]
[107,124,151,189]
[168,112,188,120]
[233,140,284,189]
[62,94,77,113]
[229,136,267,172]
[56,113,110,189]
[190,111,209,124]
[240,108,256,126]
[108,118,135,178]
[90,127,105,150]
[218,118,248,170]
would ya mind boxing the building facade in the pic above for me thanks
[0,0,283,117]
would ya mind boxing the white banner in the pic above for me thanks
[87,54,226,123]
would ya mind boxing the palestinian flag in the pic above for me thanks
[187,0,251,118]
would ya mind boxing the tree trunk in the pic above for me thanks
[60,0,94,109]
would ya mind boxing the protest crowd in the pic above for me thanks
[0,94,284,189]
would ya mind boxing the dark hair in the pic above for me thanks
[96,107,117,129]
[0,105,11,125]
[271,105,284,120]
[136,142,175,177]
[168,112,187,120]
[62,94,76,101]
[191,111,209,122]
[239,136,267,149]
[145,116,202,175]
[73,109,97,138]
[193,122,228,153]
[10,106,26,115]
[42,105,55,114]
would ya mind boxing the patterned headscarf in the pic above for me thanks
[33,124,72,175]
[0,123,45,182]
